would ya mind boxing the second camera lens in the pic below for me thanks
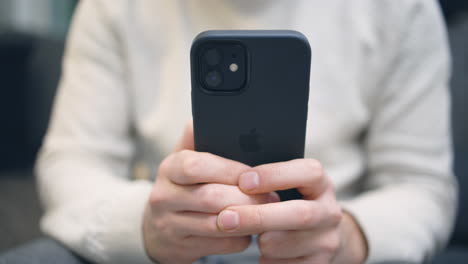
[205,71,223,88]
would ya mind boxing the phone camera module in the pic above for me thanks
[205,71,223,88]
[197,43,246,91]
[204,48,222,66]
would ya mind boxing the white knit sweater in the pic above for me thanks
[36,0,456,263]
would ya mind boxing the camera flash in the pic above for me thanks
[229,63,239,72]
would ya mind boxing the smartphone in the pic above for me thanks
[190,30,311,200]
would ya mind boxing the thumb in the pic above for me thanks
[174,120,194,151]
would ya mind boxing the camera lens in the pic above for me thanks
[204,48,221,66]
[205,71,223,88]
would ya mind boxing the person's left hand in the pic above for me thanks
[216,159,368,264]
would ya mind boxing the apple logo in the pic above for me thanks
[239,128,261,152]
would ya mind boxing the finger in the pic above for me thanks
[171,212,248,237]
[174,120,195,151]
[178,183,273,213]
[259,230,313,259]
[164,149,250,185]
[183,235,252,256]
[152,183,273,213]
[239,159,328,198]
[258,229,340,259]
[217,200,341,234]
[259,256,309,264]
[259,255,329,264]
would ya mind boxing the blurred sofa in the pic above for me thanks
[0,32,63,171]
[0,3,467,263]
[431,9,468,264]
[0,31,64,250]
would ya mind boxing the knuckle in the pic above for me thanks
[259,245,276,258]
[305,159,324,174]
[197,185,224,211]
[328,205,343,225]
[157,155,173,177]
[257,235,267,250]
[148,187,169,207]
[220,237,251,254]
[154,217,171,235]
[181,153,202,180]
[232,237,251,253]
[252,206,265,231]
[296,202,316,227]
[270,165,283,179]
[201,216,219,233]
[258,233,279,258]
[148,192,162,207]
[320,232,341,254]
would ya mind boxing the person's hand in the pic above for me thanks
[216,159,368,264]
[143,123,279,264]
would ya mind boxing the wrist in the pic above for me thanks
[338,212,368,264]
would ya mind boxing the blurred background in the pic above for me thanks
[0,0,467,262]
[0,0,77,250]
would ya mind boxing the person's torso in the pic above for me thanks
[104,1,393,262]
[118,0,385,201]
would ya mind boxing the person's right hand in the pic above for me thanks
[143,123,277,264]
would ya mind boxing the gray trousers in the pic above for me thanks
[1,237,440,264]
[0,238,259,264]
[0,238,91,264]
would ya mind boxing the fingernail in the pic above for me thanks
[240,171,259,191]
[218,210,239,231]
[268,192,281,203]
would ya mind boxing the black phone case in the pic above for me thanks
[191,30,311,200]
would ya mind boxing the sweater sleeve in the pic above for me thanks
[35,1,154,263]
[343,1,457,263]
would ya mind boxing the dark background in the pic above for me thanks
[0,0,467,263]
